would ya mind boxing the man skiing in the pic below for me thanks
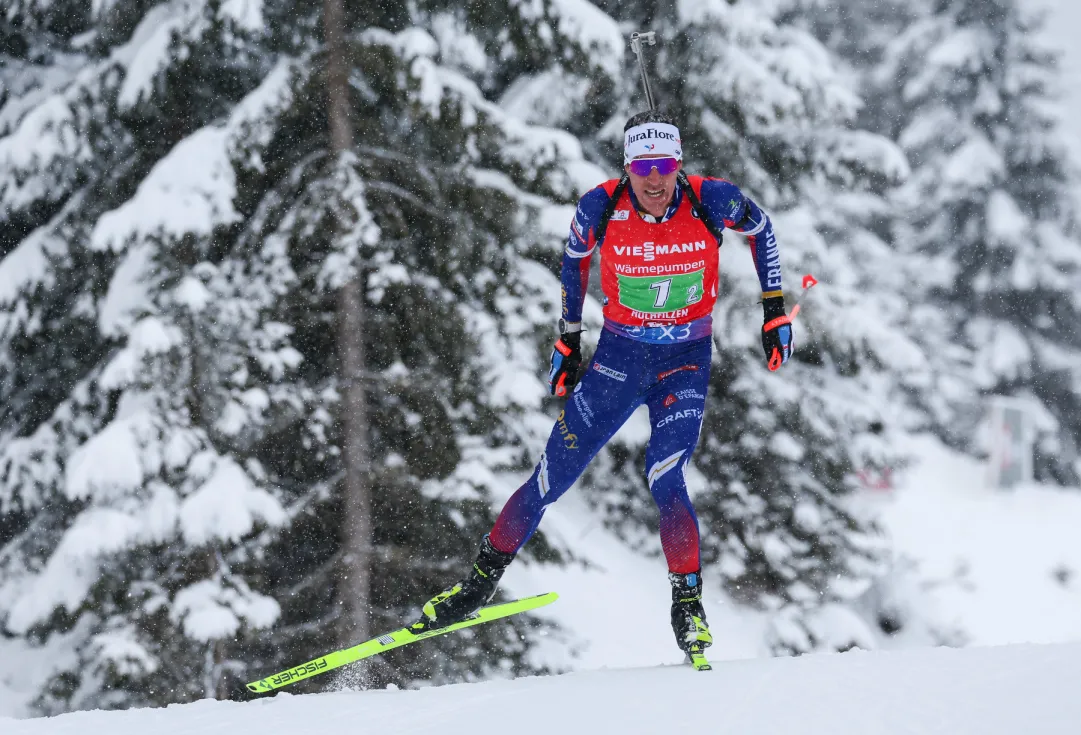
[416,111,794,658]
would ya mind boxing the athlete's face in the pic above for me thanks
[625,155,682,219]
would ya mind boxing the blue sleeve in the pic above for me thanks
[560,186,611,324]
[699,178,783,298]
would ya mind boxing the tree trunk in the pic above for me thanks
[323,0,371,647]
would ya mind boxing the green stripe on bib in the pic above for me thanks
[617,271,705,313]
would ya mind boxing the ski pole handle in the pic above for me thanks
[787,273,818,322]
[765,312,792,372]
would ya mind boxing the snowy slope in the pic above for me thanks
[3,427,1079,718]
[497,428,1081,674]
[874,435,1081,648]
[4,642,1080,735]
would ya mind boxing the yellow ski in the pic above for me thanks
[245,592,558,693]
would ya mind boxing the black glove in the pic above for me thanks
[548,332,582,397]
[761,296,794,371]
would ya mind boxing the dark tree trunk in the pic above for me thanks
[323,0,371,647]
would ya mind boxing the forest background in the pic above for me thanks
[2,0,1081,717]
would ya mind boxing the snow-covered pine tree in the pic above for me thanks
[0,0,617,712]
[771,0,970,648]
[577,0,911,654]
[0,0,314,712]
[244,0,627,691]
[872,0,1081,483]
[784,0,921,138]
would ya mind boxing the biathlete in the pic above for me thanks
[416,110,794,657]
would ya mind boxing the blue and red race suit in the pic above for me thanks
[489,176,785,574]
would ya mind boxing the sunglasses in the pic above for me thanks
[627,157,680,177]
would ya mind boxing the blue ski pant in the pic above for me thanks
[489,329,710,573]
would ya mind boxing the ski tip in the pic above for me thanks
[513,591,558,606]
[515,591,559,610]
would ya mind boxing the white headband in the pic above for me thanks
[624,122,683,164]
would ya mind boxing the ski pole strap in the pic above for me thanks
[768,348,783,372]
[677,171,725,246]
[763,314,792,333]
[595,174,630,247]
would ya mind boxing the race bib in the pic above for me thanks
[616,270,705,313]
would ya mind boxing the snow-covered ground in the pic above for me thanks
[5,642,1081,735]
[874,435,1081,648]
[4,431,1081,718]
[502,428,1081,673]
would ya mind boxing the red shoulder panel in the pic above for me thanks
[600,178,624,197]
[685,174,733,199]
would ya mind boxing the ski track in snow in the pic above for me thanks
[3,642,1081,735]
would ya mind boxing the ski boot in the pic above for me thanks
[414,536,516,631]
[670,570,713,662]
